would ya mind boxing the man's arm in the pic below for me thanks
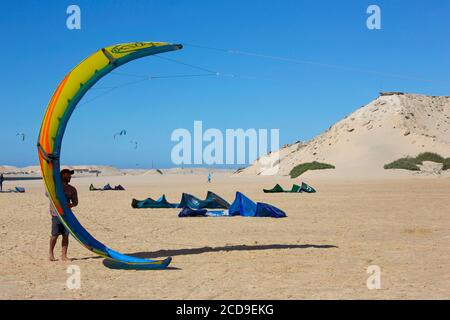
[68,188,78,208]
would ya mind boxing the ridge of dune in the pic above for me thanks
[240,93,450,178]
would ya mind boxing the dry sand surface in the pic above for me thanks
[1,173,449,299]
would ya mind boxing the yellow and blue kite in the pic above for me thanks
[37,42,182,269]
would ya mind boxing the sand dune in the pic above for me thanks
[241,93,450,178]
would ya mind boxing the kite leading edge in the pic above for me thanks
[37,42,183,269]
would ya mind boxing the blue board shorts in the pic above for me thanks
[51,216,69,236]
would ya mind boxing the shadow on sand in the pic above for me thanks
[101,243,338,270]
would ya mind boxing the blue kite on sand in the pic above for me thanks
[178,191,230,209]
[178,192,287,218]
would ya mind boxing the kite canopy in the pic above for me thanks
[229,192,257,216]
[132,195,177,209]
[130,140,138,149]
[300,182,316,193]
[178,192,287,218]
[263,182,316,193]
[114,129,127,139]
[229,192,287,218]
[132,191,231,209]
[178,191,230,209]
[89,183,125,191]
[37,42,182,269]
[178,207,210,217]
[16,133,25,141]
[263,184,284,193]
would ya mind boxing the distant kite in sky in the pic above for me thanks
[16,133,25,141]
[130,140,138,149]
[114,129,127,139]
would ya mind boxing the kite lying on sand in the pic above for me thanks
[263,182,316,193]
[132,191,286,218]
[179,192,287,218]
[89,183,125,191]
[131,191,230,209]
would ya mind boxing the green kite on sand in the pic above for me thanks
[263,182,316,193]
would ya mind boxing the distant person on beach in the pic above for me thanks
[207,172,212,183]
[48,169,78,262]
[0,173,3,192]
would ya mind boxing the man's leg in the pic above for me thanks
[61,234,70,261]
[49,235,58,261]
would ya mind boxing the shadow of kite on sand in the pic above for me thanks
[102,243,338,270]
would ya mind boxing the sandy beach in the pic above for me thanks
[2,0,450,306]
[1,172,449,299]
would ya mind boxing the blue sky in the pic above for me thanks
[1,0,449,168]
